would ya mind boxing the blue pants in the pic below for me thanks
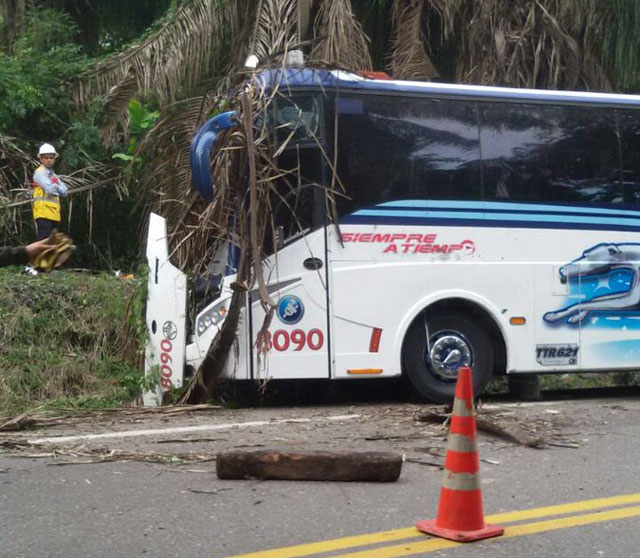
[35,218,59,241]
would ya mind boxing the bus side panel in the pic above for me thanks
[329,225,536,377]
[250,229,331,380]
[329,223,615,377]
[542,230,640,371]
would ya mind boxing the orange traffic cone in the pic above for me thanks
[416,366,504,542]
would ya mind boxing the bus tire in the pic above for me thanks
[402,312,494,403]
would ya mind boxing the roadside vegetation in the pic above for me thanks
[487,371,640,396]
[0,269,145,415]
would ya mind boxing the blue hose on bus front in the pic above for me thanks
[190,110,238,203]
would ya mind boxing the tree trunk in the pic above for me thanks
[216,450,403,482]
[0,0,27,52]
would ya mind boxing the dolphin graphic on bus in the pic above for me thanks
[544,243,640,325]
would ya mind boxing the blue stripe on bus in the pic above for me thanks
[341,213,640,231]
[378,200,640,218]
[349,209,640,228]
[377,205,640,220]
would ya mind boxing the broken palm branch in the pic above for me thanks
[0,404,222,433]
[72,0,241,112]
[250,0,300,63]
[415,410,546,448]
[1,440,217,465]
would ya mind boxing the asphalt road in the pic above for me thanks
[2,391,640,558]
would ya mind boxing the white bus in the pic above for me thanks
[144,68,640,405]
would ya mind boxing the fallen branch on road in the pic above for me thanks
[414,410,546,448]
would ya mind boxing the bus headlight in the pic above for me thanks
[196,302,229,336]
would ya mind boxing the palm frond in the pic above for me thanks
[250,0,300,62]
[135,94,226,270]
[310,0,372,70]
[424,0,611,90]
[601,0,640,92]
[389,0,439,80]
[73,0,242,112]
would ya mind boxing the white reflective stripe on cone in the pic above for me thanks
[446,433,477,453]
[442,471,481,491]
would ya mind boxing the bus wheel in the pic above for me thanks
[403,312,494,403]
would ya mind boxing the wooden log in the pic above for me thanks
[216,450,403,482]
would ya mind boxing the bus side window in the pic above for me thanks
[620,110,640,206]
[334,95,411,216]
[480,103,556,202]
[548,106,621,205]
[335,95,482,218]
[480,103,622,205]
[408,100,481,201]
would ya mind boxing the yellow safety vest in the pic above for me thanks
[32,165,62,222]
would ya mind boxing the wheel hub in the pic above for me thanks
[427,333,472,381]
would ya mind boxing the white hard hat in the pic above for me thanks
[38,143,57,156]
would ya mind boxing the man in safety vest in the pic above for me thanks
[32,143,69,240]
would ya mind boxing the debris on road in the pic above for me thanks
[415,409,546,448]
[0,404,222,432]
[0,439,217,465]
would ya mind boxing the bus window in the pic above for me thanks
[270,94,324,146]
[620,110,640,205]
[265,94,327,254]
[270,183,321,251]
[480,103,622,204]
[335,94,481,217]
[480,103,551,202]
[549,106,621,204]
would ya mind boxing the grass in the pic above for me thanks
[0,268,146,416]
[486,370,640,396]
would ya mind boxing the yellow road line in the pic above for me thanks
[486,492,640,523]
[332,505,640,558]
[226,493,640,558]
[225,527,419,558]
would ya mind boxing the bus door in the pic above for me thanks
[327,227,389,379]
[249,91,337,380]
[249,183,330,380]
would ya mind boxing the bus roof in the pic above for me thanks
[258,68,640,107]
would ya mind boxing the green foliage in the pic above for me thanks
[112,99,160,163]
[0,8,88,138]
[90,0,176,56]
[62,102,106,170]
[0,269,145,414]
[602,0,640,92]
